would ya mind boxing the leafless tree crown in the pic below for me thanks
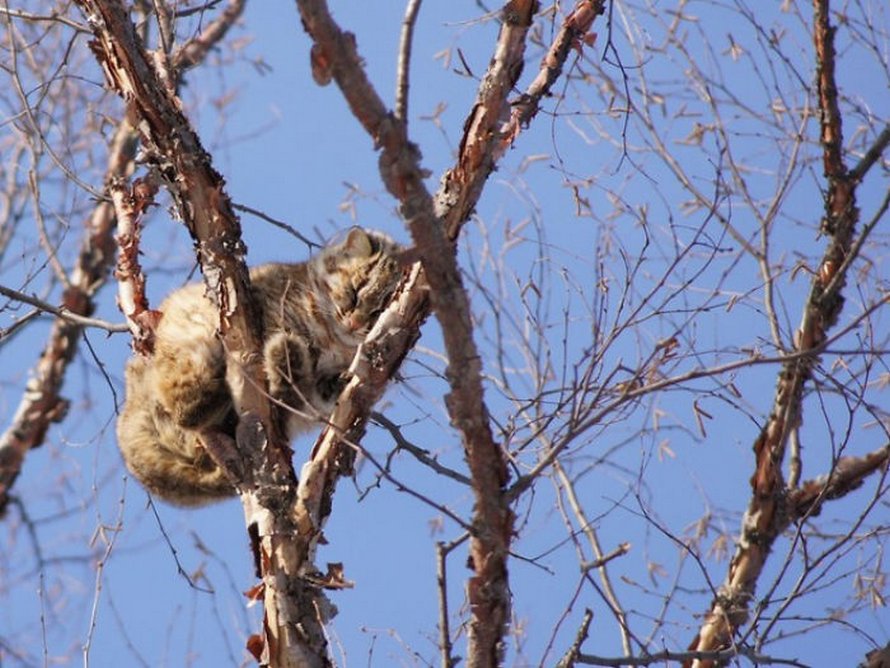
[0,1,888,667]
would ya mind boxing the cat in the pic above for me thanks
[116,227,404,506]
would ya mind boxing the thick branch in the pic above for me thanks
[72,3,326,667]
[788,444,890,519]
[685,2,871,662]
[0,122,137,514]
[294,2,597,664]
[0,0,247,512]
[501,1,605,157]
[292,1,614,663]
[77,0,267,379]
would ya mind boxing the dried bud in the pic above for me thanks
[310,43,333,86]
[819,259,837,285]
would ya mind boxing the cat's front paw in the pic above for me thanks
[265,332,311,411]
[316,373,348,404]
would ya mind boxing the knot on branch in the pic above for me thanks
[712,588,753,628]
[376,113,430,201]
[502,0,539,27]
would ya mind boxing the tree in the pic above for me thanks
[1,0,888,666]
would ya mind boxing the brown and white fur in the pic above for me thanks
[116,228,403,506]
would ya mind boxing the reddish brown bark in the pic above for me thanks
[685,2,875,664]
[292,2,608,664]
[73,3,323,666]
[0,0,247,514]
[0,122,137,514]
[70,0,612,664]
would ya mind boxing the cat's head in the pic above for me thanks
[316,227,404,336]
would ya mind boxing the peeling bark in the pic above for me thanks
[110,173,161,355]
[292,2,609,664]
[685,2,880,664]
[788,445,890,519]
[70,0,613,664]
[0,122,138,513]
[73,2,323,666]
[0,0,247,513]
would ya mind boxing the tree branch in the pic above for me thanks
[291,2,611,664]
[0,121,137,514]
[71,3,331,666]
[0,0,249,515]
[0,283,129,333]
[685,2,872,662]
[110,174,161,355]
[575,647,810,667]
[394,0,422,122]
[788,444,890,520]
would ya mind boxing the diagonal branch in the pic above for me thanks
[0,121,138,514]
[293,1,607,665]
[787,444,890,520]
[172,0,246,71]
[0,0,248,514]
[0,283,129,333]
[71,3,333,667]
[684,2,885,664]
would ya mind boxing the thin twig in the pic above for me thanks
[554,459,632,656]
[435,534,467,668]
[231,201,318,248]
[848,123,890,183]
[395,0,423,122]
[575,647,810,667]
[0,6,87,31]
[371,411,471,485]
[172,0,246,71]
[557,608,593,668]
[0,283,129,332]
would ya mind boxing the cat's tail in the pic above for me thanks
[117,357,237,507]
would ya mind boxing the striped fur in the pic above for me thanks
[116,228,403,506]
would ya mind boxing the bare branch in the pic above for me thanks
[0,6,87,32]
[395,0,422,122]
[502,1,606,148]
[0,0,249,514]
[293,1,587,662]
[372,411,471,485]
[110,175,161,354]
[0,283,128,333]
[686,2,875,661]
[0,121,137,513]
[172,0,245,71]
[849,123,890,183]
[788,444,890,520]
[71,3,327,665]
[575,647,810,667]
[436,535,467,668]
[556,608,593,668]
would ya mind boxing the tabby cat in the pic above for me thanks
[116,227,403,506]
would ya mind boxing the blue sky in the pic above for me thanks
[2,1,889,666]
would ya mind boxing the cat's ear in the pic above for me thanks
[342,226,373,258]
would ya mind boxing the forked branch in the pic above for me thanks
[71,2,325,666]
[293,1,607,665]
[684,2,887,663]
